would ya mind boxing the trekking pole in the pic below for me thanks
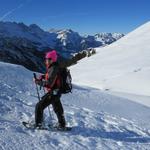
[43,87,54,125]
[33,73,40,102]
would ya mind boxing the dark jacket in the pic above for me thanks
[37,62,60,92]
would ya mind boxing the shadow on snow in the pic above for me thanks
[71,126,150,143]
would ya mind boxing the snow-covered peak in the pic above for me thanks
[111,32,125,39]
[95,32,124,38]
[57,29,80,39]
[56,29,82,47]
[95,32,124,44]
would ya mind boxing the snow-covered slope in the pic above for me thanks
[71,21,150,107]
[1,61,150,149]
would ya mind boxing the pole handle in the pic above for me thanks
[33,73,37,79]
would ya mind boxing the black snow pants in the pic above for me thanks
[35,92,66,127]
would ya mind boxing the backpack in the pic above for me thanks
[59,67,72,94]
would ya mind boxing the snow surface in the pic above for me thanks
[71,21,150,107]
[1,22,150,150]
[0,62,150,149]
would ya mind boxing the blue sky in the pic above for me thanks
[0,0,150,35]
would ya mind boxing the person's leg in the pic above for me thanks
[35,93,51,126]
[51,95,66,128]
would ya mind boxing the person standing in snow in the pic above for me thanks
[33,50,66,128]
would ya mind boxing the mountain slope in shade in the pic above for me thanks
[0,21,124,56]
[0,21,124,72]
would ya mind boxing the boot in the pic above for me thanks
[35,123,43,129]
[58,114,66,128]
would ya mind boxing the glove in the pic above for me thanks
[39,74,45,80]
[33,78,41,85]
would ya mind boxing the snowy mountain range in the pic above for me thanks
[0,21,124,72]
[0,21,150,149]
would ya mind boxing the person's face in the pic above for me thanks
[45,58,53,66]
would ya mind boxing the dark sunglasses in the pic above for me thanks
[45,58,52,63]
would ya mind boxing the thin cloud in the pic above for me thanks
[0,1,31,21]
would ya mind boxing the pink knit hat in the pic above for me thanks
[45,50,57,62]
